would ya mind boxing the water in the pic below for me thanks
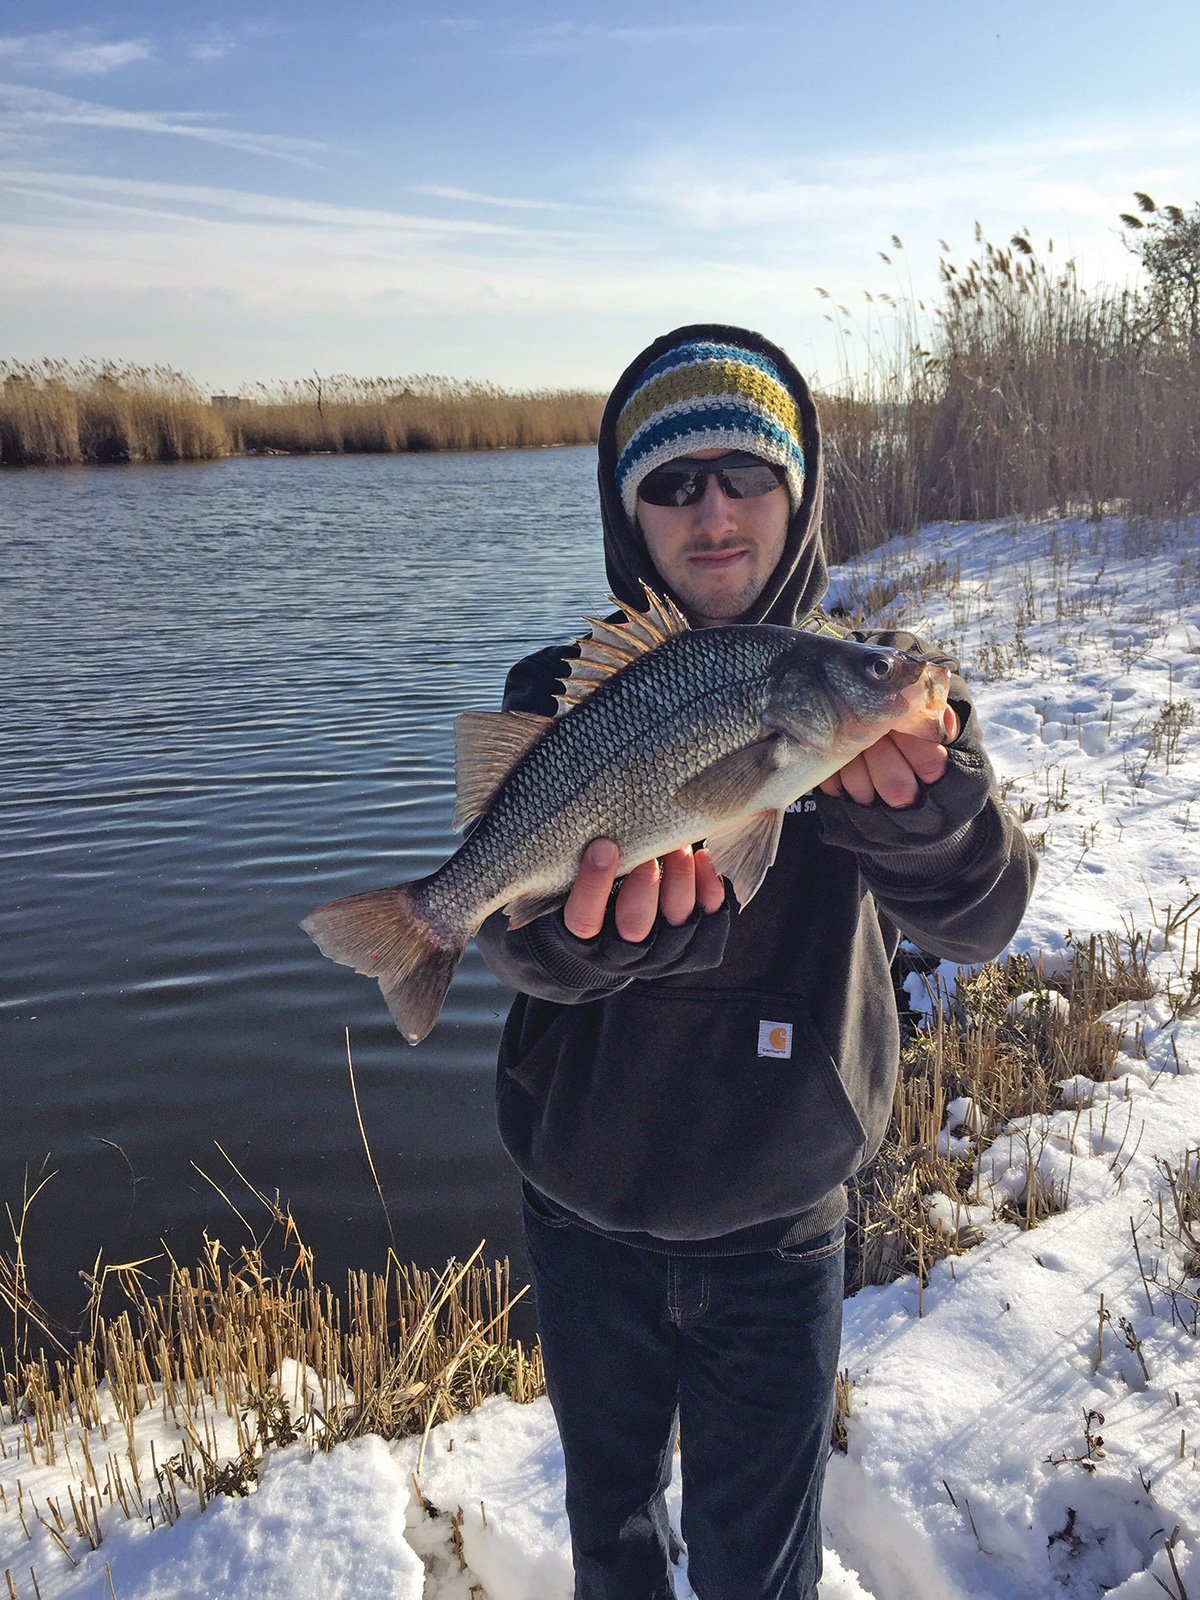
[0,448,606,1333]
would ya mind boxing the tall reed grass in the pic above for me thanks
[228,373,603,456]
[0,361,603,467]
[817,213,1200,560]
[0,360,227,466]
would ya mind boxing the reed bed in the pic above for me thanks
[0,361,603,467]
[818,200,1200,560]
[0,361,227,466]
[227,374,603,456]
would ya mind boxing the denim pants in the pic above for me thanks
[523,1191,845,1600]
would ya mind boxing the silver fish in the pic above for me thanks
[302,588,952,1043]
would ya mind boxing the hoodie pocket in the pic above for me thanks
[497,984,869,1241]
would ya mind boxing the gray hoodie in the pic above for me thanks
[476,324,1035,1252]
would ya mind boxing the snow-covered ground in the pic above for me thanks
[4,514,1198,1599]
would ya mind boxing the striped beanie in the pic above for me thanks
[614,336,806,527]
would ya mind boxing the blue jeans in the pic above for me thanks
[523,1191,844,1600]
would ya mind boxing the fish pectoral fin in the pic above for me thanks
[703,809,785,910]
[673,735,791,817]
[503,888,570,931]
[453,709,553,831]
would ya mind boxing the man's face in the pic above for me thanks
[635,448,790,627]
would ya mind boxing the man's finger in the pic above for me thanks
[693,847,727,914]
[614,858,661,943]
[563,838,620,939]
[861,737,921,808]
[659,846,698,927]
[891,729,951,786]
[834,752,876,806]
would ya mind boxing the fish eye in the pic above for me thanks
[866,654,895,680]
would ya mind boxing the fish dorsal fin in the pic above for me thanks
[553,582,689,716]
[453,708,552,830]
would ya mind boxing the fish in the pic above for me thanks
[302,587,953,1043]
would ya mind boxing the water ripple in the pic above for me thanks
[1,449,605,1318]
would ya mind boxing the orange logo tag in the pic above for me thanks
[757,1020,793,1059]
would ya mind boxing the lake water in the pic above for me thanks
[0,448,606,1334]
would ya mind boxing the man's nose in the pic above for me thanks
[696,474,738,532]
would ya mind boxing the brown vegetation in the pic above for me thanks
[0,362,604,466]
[0,1193,542,1579]
[847,931,1161,1291]
[817,194,1200,560]
[0,360,227,466]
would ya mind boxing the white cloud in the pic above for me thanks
[0,169,571,241]
[185,29,240,63]
[409,184,572,212]
[0,84,332,164]
[0,211,818,328]
[620,116,1200,288]
[0,30,152,75]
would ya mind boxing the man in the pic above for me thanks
[476,326,1035,1600]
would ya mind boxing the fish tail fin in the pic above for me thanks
[301,883,467,1045]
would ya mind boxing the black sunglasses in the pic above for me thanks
[637,451,788,509]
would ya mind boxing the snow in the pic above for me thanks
[4,514,1198,1598]
[48,1439,425,1600]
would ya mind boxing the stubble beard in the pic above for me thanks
[671,564,765,627]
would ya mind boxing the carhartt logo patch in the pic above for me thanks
[757,1020,793,1059]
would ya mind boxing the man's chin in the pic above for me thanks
[676,581,759,625]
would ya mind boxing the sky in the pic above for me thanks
[1,0,1199,395]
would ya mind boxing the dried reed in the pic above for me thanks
[1,1177,544,1575]
[848,936,1147,1289]
[0,361,226,466]
[818,216,1200,560]
[0,361,602,466]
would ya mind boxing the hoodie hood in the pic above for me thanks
[597,323,828,628]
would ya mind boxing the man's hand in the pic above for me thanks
[564,840,726,942]
[818,709,960,808]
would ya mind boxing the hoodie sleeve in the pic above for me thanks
[472,646,732,1004]
[812,670,1037,965]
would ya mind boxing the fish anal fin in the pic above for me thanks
[674,735,792,817]
[704,809,785,910]
[453,709,552,830]
[503,888,569,930]
[554,583,689,716]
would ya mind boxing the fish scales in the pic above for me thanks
[425,627,787,920]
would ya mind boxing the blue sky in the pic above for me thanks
[1,1,1198,394]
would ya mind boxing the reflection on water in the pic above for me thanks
[0,448,606,1331]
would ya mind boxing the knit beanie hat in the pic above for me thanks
[614,335,807,528]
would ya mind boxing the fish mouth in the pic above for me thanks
[875,659,953,741]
